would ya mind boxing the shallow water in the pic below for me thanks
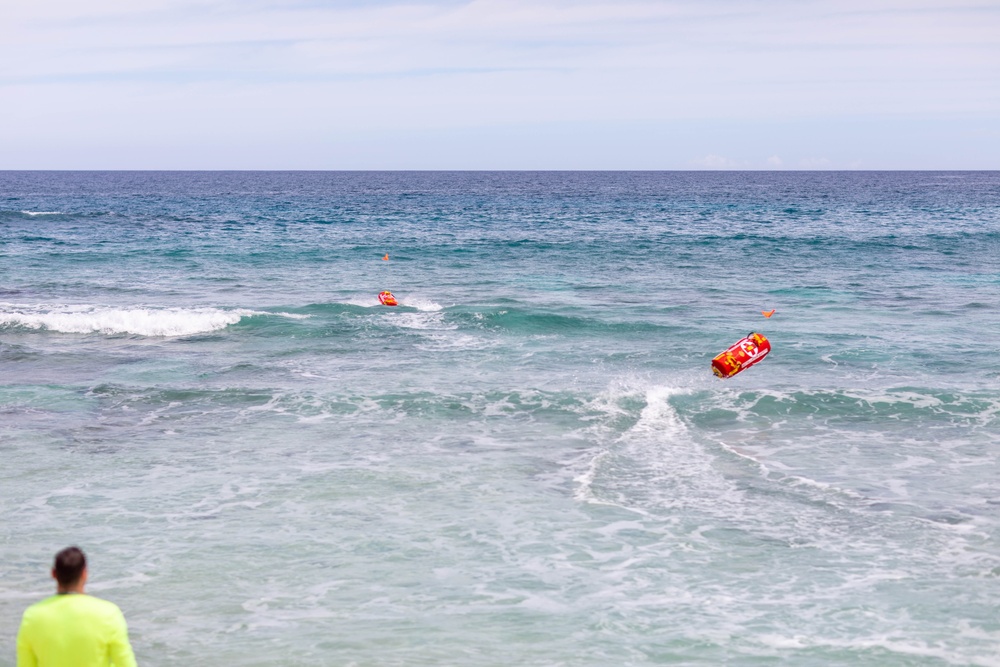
[1,171,999,665]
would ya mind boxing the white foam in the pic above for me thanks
[754,633,999,666]
[390,312,456,331]
[630,385,688,438]
[405,297,444,312]
[20,210,62,216]
[574,382,717,510]
[573,450,617,505]
[415,332,492,352]
[0,304,305,336]
[345,295,443,311]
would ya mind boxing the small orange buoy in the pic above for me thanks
[382,254,389,260]
[711,332,771,378]
[762,309,776,318]
[378,291,398,306]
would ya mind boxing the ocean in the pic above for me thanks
[1,171,998,666]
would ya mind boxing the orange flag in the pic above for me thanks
[382,254,389,261]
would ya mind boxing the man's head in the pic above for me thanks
[52,546,88,590]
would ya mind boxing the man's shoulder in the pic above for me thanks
[77,594,126,617]
[22,594,124,620]
[21,595,59,618]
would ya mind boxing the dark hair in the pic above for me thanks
[53,546,87,587]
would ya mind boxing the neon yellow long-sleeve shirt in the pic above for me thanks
[17,594,137,667]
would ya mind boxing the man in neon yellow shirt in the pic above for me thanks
[17,547,137,667]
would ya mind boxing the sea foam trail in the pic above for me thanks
[575,384,725,510]
[0,304,306,336]
[344,295,444,311]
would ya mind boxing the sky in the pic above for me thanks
[2,0,998,169]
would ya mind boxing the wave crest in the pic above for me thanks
[0,304,303,337]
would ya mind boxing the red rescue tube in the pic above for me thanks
[378,291,398,306]
[711,332,771,378]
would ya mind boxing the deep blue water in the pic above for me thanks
[2,172,999,666]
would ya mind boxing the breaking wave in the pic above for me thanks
[0,304,307,337]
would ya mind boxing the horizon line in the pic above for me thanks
[2,168,997,173]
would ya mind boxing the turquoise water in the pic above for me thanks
[1,171,999,665]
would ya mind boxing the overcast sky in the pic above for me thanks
[2,0,998,169]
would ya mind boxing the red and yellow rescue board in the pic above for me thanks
[378,291,398,306]
[711,332,771,378]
